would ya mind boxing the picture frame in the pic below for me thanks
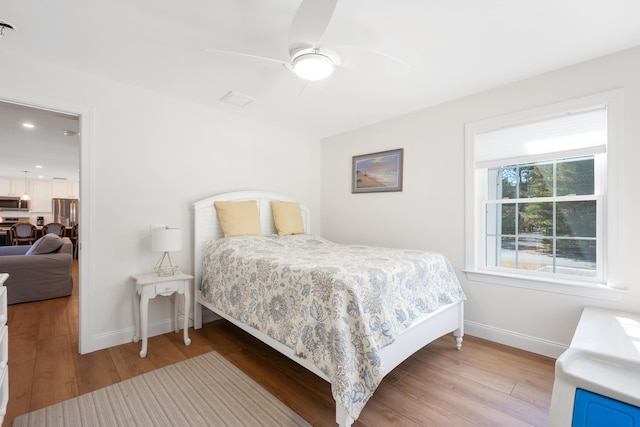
[352,148,404,193]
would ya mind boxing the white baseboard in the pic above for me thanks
[92,315,194,352]
[92,314,566,359]
[464,320,567,359]
[93,308,222,352]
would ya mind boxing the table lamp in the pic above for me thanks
[151,226,181,276]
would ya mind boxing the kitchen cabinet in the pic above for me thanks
[0,177,27,197]
[13,179,27,197]
[29,180,53,212]
[0,177,77,213]
[0,179,10,196]
[52,181,79,199]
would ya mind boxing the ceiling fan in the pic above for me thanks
[206,0,406,83]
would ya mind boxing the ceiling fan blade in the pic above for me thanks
[296,81,310,104]
[335,45,411,70]
[296,77,332,104]
[204,49,287,66]
[288,0,338,55]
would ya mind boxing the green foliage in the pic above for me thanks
[494,157,596,260]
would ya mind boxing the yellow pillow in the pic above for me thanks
[271,201,305,236]
[214,200,262,237]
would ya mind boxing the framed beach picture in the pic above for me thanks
[352,148,404,193]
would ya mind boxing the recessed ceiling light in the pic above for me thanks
[35,165,43,169]
[22,123,34,128]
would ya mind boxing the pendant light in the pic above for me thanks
[20,170,30,201]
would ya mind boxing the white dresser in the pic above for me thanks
[0,273,8,425]
[549,306,640,426]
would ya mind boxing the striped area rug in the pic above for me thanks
[13,351,311,426]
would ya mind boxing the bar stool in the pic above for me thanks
[70,224,79,259]
[43,222,66,237]
[9,222,37,246]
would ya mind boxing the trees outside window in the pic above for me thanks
[486,157,597,277]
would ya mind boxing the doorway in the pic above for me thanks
[0,97,92,353]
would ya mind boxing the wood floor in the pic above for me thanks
[4,261,556,426]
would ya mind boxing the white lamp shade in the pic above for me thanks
[151,227,182,252]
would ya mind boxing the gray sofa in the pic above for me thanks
[0,235,73,304]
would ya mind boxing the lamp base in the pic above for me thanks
[154,252,179,276]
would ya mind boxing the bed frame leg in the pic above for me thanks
[336,403,354,427]
[194,298,202,330]
[454,300,464,350]
[455,334,463,350]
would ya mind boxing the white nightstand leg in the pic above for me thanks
[183,281,191,346]
[139,294,149,358]
[173,294,179,333]
[132,287,140,343]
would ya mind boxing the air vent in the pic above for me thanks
[220,91,254,108]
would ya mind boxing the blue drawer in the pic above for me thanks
[573,389,640,427]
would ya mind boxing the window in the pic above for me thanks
[486,156,600,279]
[465,91,623,296]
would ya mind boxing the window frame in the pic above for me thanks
[464,90,624,300]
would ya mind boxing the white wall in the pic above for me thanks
[0,49,321,352]
[321,46,640,358]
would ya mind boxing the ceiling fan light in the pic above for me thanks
[293,53,334,81]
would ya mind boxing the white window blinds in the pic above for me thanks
[474,107,607,168]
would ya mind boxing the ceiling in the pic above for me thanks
[1,0,640,178]
[0,101,79,181]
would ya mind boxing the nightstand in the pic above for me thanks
[132,271,192,358]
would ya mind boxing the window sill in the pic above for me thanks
[464,270,626,301]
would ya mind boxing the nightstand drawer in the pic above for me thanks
[155,281,182,295]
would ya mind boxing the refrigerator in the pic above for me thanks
[52,198,79,227]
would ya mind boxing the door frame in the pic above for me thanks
[0,92,95,354]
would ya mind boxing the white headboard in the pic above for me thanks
[192,191,311,292]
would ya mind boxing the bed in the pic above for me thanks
[193,191,465,426]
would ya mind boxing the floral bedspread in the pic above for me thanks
[201,234,465,420]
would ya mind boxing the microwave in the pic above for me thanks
[0,197,29,211]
